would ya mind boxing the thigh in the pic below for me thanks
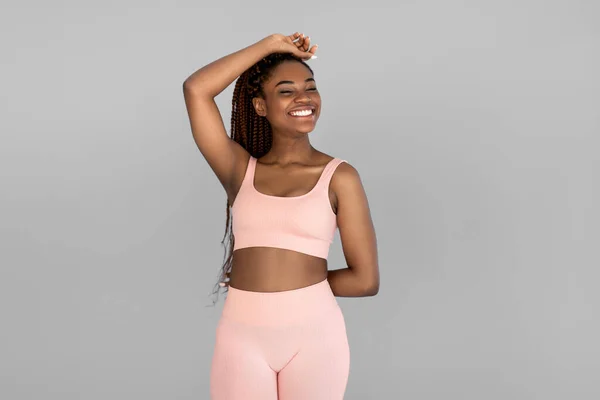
[277,309,350,400]
[210,316,278,400]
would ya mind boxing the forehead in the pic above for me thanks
[265,61,314,88]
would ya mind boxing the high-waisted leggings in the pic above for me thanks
[210,279,350,399]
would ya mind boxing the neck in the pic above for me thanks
[262,131,316,164]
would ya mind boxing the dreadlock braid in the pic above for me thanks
[207,52,314,305]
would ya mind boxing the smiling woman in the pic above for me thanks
[243,57,321,144]
[183,32,379,400]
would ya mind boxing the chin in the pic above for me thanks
[295,125,316,134]
[275,121,317,135]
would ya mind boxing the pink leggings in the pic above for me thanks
[210,279,350,399]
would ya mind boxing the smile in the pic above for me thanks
[288,109,315,117]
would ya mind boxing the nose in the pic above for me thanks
[295,94,312,103]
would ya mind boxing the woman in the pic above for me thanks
[183,32,379,399]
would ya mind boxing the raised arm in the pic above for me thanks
[182,36,276,196]
[182,33,316,200]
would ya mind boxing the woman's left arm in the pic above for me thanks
[327,162,380,297]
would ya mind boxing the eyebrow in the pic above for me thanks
[274,78,316,87]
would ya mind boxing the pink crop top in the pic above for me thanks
[231,155,347,259]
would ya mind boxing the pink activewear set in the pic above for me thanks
[209,155,350,399]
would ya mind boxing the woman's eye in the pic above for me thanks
[280,88,317,94]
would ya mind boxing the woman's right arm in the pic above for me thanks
[182,33,315,200]
[182,35,278,197]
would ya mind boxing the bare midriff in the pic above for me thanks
[229,247,328,292]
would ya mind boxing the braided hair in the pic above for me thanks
[208,52,315,305]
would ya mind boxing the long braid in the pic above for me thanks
[207,52,314,305]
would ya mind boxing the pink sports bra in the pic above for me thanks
[231,155,347,260]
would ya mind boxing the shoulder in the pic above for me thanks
[332,159,361,185]
[320,153,360,186]
[314,151,359,185]
[330,157,365,198]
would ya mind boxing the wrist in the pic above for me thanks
[258,34,280,55]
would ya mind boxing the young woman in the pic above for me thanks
[183,32,379,399]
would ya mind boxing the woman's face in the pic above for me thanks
[253,60,321,135]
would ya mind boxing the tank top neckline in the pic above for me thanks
[249,155,338,200]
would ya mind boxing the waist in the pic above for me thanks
[222,278,340,326]
[230,248,327,291]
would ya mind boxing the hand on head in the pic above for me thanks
[267,32,318,60]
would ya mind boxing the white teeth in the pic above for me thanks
[289,109,313,116]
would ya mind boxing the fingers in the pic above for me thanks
[288,32,316,56]
[219,271,231,287]
[268,32,317,60]
[296,33,311,52]
[304,38,318,57]
[295,35,317,59]
[293,33,306,50]
[302,35,310,52]
[291,34,304,53]
[288,32,301,43]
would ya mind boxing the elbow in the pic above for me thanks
[365,268,380,296]
[183,81,215,100]
[353,266,379,297]
[183,79,198,93]
[363,280,379,296]
[366,285,379,296]
[183,79,203,94]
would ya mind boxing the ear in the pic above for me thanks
[252,97,267,117]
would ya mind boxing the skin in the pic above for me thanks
[183,33,379,296]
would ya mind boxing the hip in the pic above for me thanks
[221,278,344,327]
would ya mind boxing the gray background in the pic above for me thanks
[1,0,598,399]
